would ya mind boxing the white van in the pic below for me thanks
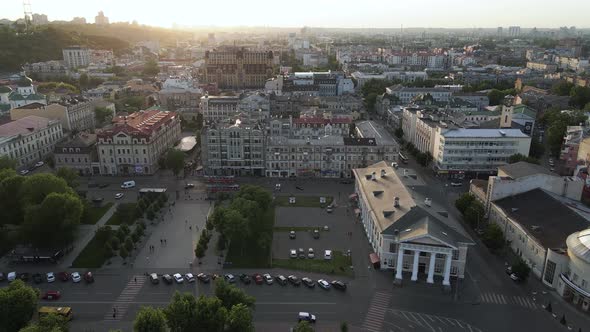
[121,180,136,189]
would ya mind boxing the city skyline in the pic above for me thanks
[4,0,590,29]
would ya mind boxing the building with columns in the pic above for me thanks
[353,161,472,287]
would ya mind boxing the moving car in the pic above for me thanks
[298,248,305,259]
[162,274,173,284]
[288,275,301,286]
[313,229,320,239]
[224,274,236,283]
[46,272,55,283]
[19,170,29,175]
[275,183,281,191]
[324,250,332,260]
[331,280,347,291]
[289,231,296,239]
[326,205,333,213]
[184,183,195,189]
[308,248,314,259]
[275,275,287,286]
[121,180,136,189]
[252,274,264,285]
[185,273,195,283]
[450,182,462,187]
[115,193,124,199]
[7,272,16,282]
[150,273,159,284]
[318,279,331,290]
[84,272,94,283]
[35,161,44,168]
[290,249,297,258]
[197,273,211,283]
[173,273,184,283]
[239,274,251,284]
[302,277,315,288]
[32,273,43,284]
[58,272,69,282]
[263,273,273,285]
[71,272,81,283]
[41,290,61,300]
[298,312,316,323]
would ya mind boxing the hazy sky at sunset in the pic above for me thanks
[4,0,589,29]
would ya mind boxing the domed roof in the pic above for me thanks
[17,75,33,87]
[567,228,590,264]
[0,85,12,93]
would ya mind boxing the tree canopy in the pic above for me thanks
[214,279,255,310]
[0,280,39,332]
[165,149,185,176]
[0,156,17,170]
[56,167,79,188]
[19,313,69,332]
[133,306,168,332]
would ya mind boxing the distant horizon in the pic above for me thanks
[3,0,590,30]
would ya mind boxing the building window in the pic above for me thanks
[573,273,579,283]
[452,250,459,260]
[450,266,458,275]
[402,260,410,270]
[543,260,557,284]
[434,264,442,273]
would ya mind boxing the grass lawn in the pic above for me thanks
[81,202,114,225]
[105,203,137,225]
[272,251,353,277]
[71,234,110,268]
[225,207,275,268]
[274,195,333,208]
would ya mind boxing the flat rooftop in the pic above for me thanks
[498,161,554,179]
[355,120,399,146]
[494,189,590,249]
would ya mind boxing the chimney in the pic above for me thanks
[394,197,400,208]
[371,171,376,181]
[381,169,386,177]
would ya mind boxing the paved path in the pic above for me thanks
[59,203,118,268]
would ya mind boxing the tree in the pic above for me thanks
[109,236,121,250]
[56,167,79,188]
[21,192,83,247]
[95,226,113,243]
[570,86,590,109]
[512,258,531,281]
[0,155,17,170]
[455,193,475,214]
[164,292,199,331]
[0,174,25,225]
[20,173,74,206]
[193,295,228,332]
[340,322,349,332]
[551,81,574,96]
[143,59,160,76]
[226,303,254,332]
[95,106,113,124]
[214,279,255,310]
[119,247,128,259]
[293,321,315,332]
[166,149,185,176]
[464,201,485,228]
[78,73,89,90]
[125,237,134,252]
[482,224,504,251]
[223,209,249,254]
[19,313,69,332]
[508,153,539,165]
[0,280,39,332]
[133,306,167,332]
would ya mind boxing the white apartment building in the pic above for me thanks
[353,161,472,286]
[200,95,240,123]
[386,85,452,104]
[433,128,531,177]
[0,115,63,168]
[96,110,181,175]
[63,47,90,69]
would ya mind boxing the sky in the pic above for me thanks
[4,0,590,29]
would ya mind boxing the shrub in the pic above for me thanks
[124,237,134,252]
[146,208,155,221]
[195,244,205,258]
[109,237,120,250]
[131,232,140,243]
[120,224,130,235]
[119,247,128,259]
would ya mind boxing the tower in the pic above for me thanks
[23,0,32,30]
[500,95,515,128]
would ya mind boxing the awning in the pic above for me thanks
[560,273,590,298]
[349,193,358,200]
[369,253,380,264]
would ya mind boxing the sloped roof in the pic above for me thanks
[497,161,553,179]
[0,115,51,136]
[512,104,537,119]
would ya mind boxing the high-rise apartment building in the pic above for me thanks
[204,48,274,89]
[63,47,90,69]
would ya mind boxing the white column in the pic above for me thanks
[395,247,404,280]
[411,250,420,281]
[427,252,436,284]
[443,253,452,286]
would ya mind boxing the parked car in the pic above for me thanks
[331,280,347,291]
[302,277,315,288]
[289,231,296,239]
[7,272,17,282]
[185,273,196,283]
[197,273,211,283]
[115,193,124,199]
[41,290,61,300]
[318,279,331,290]
[239,274,251,284]
[288,275,301,286]
[84,272,94,283]
[71,272,81,283]
[263,273,273,285]
[275,183,281,191]
[289,249,297,258]
[19,170,29,175]
[252,274,264,285]
[224,274,236,283]
[308,248,315,259]
[162,274,173,284]
[92,197,104,203]
[313,229,320,239]
[510,273,522,282]
[298,248,305,259]
[450,182,462,187]
[32,273,43,284]
[275,275,287,286]
[324,250,332,260]
[58,272,69,282]
[296,186,304,191]
[46,272,55,283]
[298,312,316,323]
[184,183,195,189]
[35,161,44,168]
[173,273,184,283]
[0,272,5,282]
[150,273,159,284]
[19,272,31,282]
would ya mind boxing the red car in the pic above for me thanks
[42,290,61,300]
[58,272,70,282]
[84,272,94,283]
[252,274,264,285]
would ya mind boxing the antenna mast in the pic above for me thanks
[23,0,33,30]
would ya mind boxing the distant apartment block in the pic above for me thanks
[63,47,90,69]
[204,48,274,89]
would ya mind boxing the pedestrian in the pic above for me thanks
[160,239,163,245]
[164,239,167,245]
[134,277,137,283]
[189,226,192,230]
[185,220,188,225]
[113,312,116,319]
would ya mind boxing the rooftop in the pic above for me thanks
[497,161,554,179]
[13,102,46,110]
[0,115,53,137]
[355,120,398,146]
[98,110,177,138]
[495,189,589,249]
[441,128,529,138]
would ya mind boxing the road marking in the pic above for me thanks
[95,292,113,295]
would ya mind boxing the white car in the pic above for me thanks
[450,182,462,187]
[19,170,29,175]
[308,248,315,259]
[46,272,55,283]
[263,273,273,285]
[173,273,184,283]
[324,250,332,260]
[35,161,44,168]
[185,273,195,283]
[7,272,16,282]
[275,183,281,191]
[290,249,297,258]
[115,193,124,199]
[318,279,331,290]
[298,312,317,323]
[71,272,81,283]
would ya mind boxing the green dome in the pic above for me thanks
[17,75,33,87]
[0,85,12,93]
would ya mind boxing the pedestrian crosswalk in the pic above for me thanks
[362,291,392,332]
[104,275,147,321]
[480,292,539,309]
[389,309,483,332]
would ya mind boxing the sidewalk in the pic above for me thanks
[59,203,118,269]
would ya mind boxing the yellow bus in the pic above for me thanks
[38,306,73,321]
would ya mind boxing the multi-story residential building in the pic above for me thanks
[526,61,558,73]
[0,115,63,168]
[454,92,489,111]
[201,117,266,176]
[279,72,355,96]
[11,97,96,132]
[351,71,428,89]
[432,128,531,178]
[24,61,70,79]
[508,26,521,37]
[54,133,99,175]
[353,161,472,286]
[200,95,240,123]
[559,126,586,175]
[158,76,203,113]
[96,110,181,175]
[89,50,114,67]
[63,46,90,69]
[386,85,452,104]
[204,48,274,89]
[95,11,109,25]
[291,116,351,139]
